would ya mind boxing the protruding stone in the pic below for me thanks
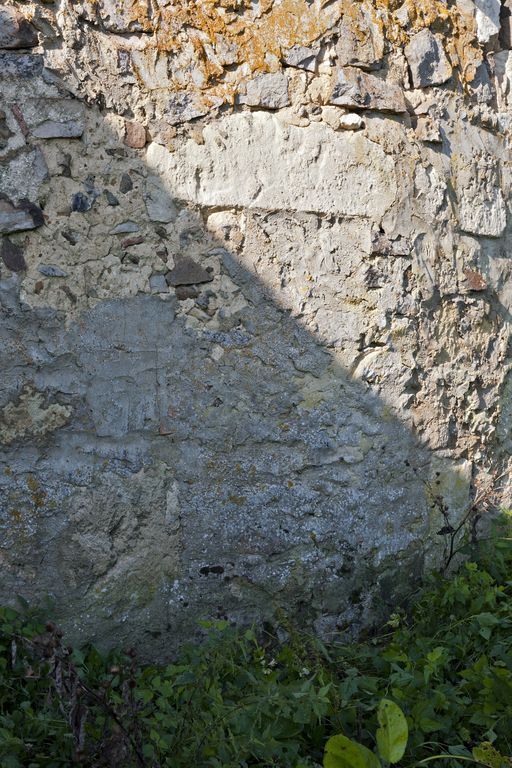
[1,237,26,271]
[329,67,407,112]
[473,0,500,44]
[339,113,365,130]
[124,120,146,148]
[144,176,177,223]
[32,120,84,139]
[166,257,213,286]
[405,29,452,88]
[336,2,385,70]
[282,44,319,72]
[240,73,290,109]
[0,197,43,233]
[415,115,442,142]
[0,7,38,49]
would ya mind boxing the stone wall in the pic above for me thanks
[1,0,512,655]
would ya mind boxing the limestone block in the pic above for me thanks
[0,147,48,202]
[329,67,407,113]
[239,73,290,109]
[473,0,501,43]
[405,29,452,87]
[336,2,385,70]
[0,6,38,49]
[282,44,319,72]
[146,112,397,219]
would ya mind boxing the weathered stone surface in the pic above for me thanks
[405,29,453,87]
[336,2,385,70]
[240,73,290,109]
[0,147,48,201]
[473,0,501,44]
[282,44,319,72]
[32,120,84,139]
[0,7,38,49]
[146,113,397,218]
[329,67,407,113]
[1,237,26,271]
[1,0,512,658]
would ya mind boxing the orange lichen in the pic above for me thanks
[110,0,481,96]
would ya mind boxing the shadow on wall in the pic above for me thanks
[0,52,475,658]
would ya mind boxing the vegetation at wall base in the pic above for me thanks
[1,519,512,767]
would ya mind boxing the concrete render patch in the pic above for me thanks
[146,113,397,219]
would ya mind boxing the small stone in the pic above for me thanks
[1,237,26,271]
[0,7,38,49]
[339,113,365,130]
[463,269,487,291]
[104,189,119,206]
[0,197,43,234]
[404,29,452,88]
[166,257,213,287]
[282,44,319,72]
[109,220,140,234]
[149,273,168,292]
[329,67,407,112]
[62,229,80,245]
[32,120,84,139]
[144,176,177,222]
[174,284,200,300]
[122,236,144,247]
[38,264,68,277]
[119,173,133,193]
[71,192,93,213]
[0,109,13,148]
[124,120,146,149]
[240,73,290,109]
[166,92,215,125]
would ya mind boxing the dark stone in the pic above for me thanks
[62,229,80,245]
[1,237,26,271]
[0,8,38,49]
[0,196,44,234]
[166,257,214,287]
[501,0,512,49]
[0,109,13,149]
[38,264,68,277]
[71,192,93,213]
[174,285,200,300]
[119,173,133,193]
[105,189,119,206]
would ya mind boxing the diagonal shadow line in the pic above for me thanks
[0,47,478,657]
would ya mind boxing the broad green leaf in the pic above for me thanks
[473,742,512,768]
[376,698,408,764]
[324,733,381,768]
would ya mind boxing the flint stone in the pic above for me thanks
[119,173,133,193]
[336,3,385,70]
[144,176,177,223]
[0,7,38,49]
[104,190,119,206]
[38,264,68,277]
[32,120,84,139]
[109,221,140,234]
[329,67,407,112]
[282,44,319,72]
[1,237,26,271]
[405,29,452,88]
[167,257,213,286]
[0,197,43,233]
[71,192,93,212]
[240,73,290,109]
